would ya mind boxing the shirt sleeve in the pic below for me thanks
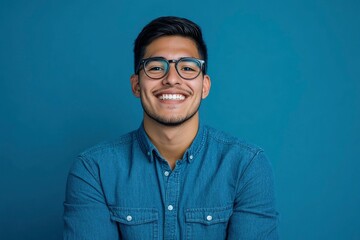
[227,150,279,240]
[63,155,119,240]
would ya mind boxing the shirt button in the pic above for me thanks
[147,151,151,156]
[126,215,132,222]
[206,215,212,221]
[189,155,193,160]
[167,205,174,211]
[164,171,170,177]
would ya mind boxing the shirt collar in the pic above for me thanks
[136,121,207,163]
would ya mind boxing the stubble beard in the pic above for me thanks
[140,96,202,127]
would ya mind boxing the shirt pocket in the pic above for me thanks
[185,205,233,240]
[109,207,159,240]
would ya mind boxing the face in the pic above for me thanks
[131,36,211,127]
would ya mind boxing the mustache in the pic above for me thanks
[152,86,192,96]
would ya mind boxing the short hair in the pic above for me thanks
[134,16,208,74]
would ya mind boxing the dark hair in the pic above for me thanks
[134,16,208,74]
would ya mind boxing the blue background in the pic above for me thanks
[1,0,359,239]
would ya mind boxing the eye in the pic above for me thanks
[178,59,201,73]
[148,66,164,71]
[145,61,166,72]
[181,66,196,72]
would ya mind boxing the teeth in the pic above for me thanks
[159,94,185,100]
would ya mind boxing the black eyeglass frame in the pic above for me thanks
[136,57,206,80]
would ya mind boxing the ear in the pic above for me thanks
[201,74,211,99]
[130,74,141,98]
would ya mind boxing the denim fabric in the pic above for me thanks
[63,123,279,239]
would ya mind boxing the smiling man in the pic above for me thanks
[63,16,279,239]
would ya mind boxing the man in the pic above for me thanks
[64,16,279,239]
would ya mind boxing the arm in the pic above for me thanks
[63,156,119,240]
[227,151,279,240]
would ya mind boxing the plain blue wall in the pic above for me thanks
[1,0,359,239]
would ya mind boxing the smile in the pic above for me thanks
[159,94,185,100]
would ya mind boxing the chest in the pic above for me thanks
[102,158,237,240]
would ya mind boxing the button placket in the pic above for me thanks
[163,170,180,239]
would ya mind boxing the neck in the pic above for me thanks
[143,113,199,169]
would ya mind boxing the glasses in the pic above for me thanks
[136,57,206,80]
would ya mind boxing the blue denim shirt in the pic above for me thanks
[63,123,279,239]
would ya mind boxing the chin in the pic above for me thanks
[145,110,198,127]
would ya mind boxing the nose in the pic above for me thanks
[162,63,182,86]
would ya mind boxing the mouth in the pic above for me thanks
[154,88,190,103]
[158,94,186,101]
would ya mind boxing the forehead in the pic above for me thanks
[144,36,200,59]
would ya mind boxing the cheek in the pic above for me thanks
[193,83,204,95]
[139,82,151,93]
[139,85,155,101]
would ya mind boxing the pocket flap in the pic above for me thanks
[185,205,233,225]
[109,207,158,225]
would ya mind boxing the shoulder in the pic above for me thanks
[75,129,139,167]
[204,125,263,155]
[203,125,271,176]
[82,131,135,154]
[68,130,140,177]
[204,125,274,177]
